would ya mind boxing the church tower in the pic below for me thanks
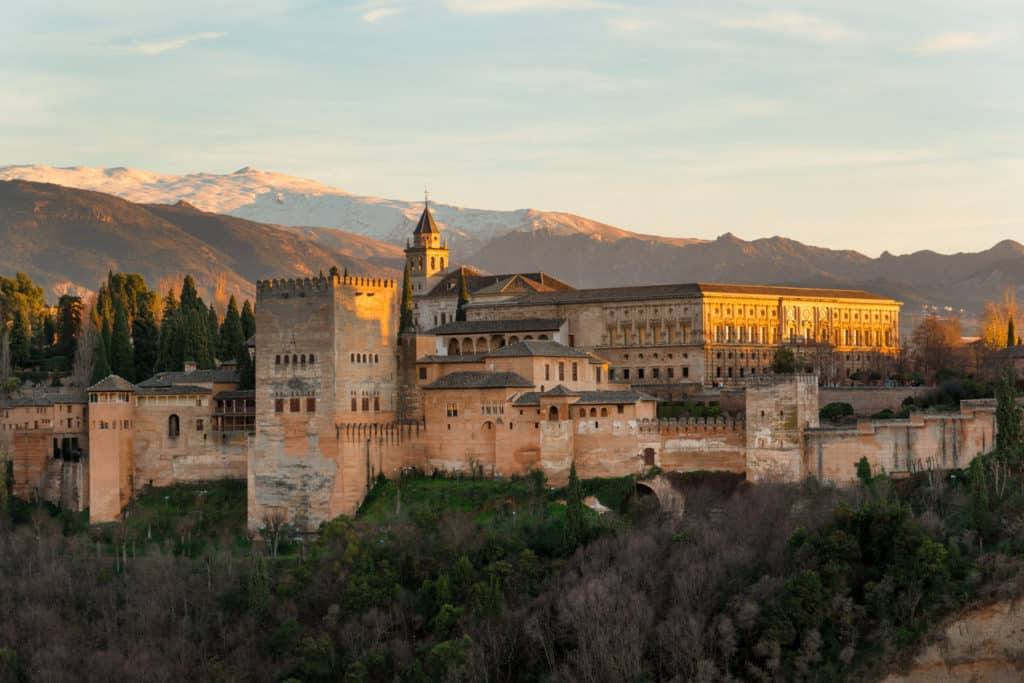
[404,193,450,295]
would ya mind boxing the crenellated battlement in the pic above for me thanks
[638,416,746,433]
[256,274,397,301]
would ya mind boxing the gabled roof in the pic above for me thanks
[483,340,591,359]
[499,282,897,306]
[426,318,565,336]
[136,368,238,387]
[422,266,574,299]
[512,389,655,406]
[87,375,135,392]
[136,385,210,396]
[543,385,578,397]
[424,371,534,390]
[413,206,440,235]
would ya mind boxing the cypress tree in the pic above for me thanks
[399,261,415,334]
[55,295,82,364]
[328,266,339,279]
[207,304,220,362]
[236,343,255,390]
[241,300,256,341]
[90,330,112,385]
[132,297,159,382]
[9,310,30,369]
[180,275,200,312]
[219,296,245,360]
[455,270,470,322]
[155,289,179,372]
[995,369,1022,461]
[565,461,585,547]
[109,302,134,382]
[1008,318,1016,349]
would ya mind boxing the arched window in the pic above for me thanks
[350,353,355,362]
[600,407,608,417]
[430,257,436,270]
[351,394,357,411]
[448,339,460,355]
[309,354,315,364]
[300,354,306,364]
[284,355,289,365]
[547,406,559,421]
[168,414,180,438]
[374,354,379,364]
[374,395,380,411]
[589,408,597,417]
[275,355,281,365]
[292,354,298,365]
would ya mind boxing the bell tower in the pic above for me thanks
[404,190,450,295]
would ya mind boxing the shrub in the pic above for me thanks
[820,402,854,423]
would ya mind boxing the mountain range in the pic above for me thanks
[1,164,1022,329]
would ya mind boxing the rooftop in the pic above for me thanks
[413,205,440,235]
[136,368,239,387]
[484,339,593,360]
[136,385,211,397]
[425,318,565,336]
[497,282,898,306]
[424,371,534,390]
[423,265,574,299]
[87,375,135,392]
[512,389,656,406]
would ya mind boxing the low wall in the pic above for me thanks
[819,386,930,416]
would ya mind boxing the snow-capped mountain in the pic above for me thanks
[0,164,649,252]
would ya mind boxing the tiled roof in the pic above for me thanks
[423,266,574,299]
[512,389,655,406]
[501,282,896,306]
[87,375,136,392]
[484,340,592,359]
[543,384,578,396]
[424,371,534,390]
[413,206,440,235]
[136,385,211,396]
[136,368,238,387]
[418,354,485,364]
[426,318,565,335]
[215,390,256,400]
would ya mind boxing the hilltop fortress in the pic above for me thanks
[0,203,1002,529]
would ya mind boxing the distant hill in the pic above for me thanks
[467,230,1024,323]
[0,180,403,301]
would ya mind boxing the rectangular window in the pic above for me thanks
[446,402,459,417]
[571,362,578,381]
[652,368,660,379]
[196,419,204,431]
[558,362,565,381]
[667,367,674,379]
[418,367,427,380]
[683,367,689,378]
[596,367,602,383]
[638,368,645,380]
[290,398,300,412]
[306,397,316,413]
[617,404,624,414]
[608,368,615,381]
[545,364,550,381]
[351,396,358,411]
[623,369,630,380]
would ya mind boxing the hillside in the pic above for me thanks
[0,180,403,300]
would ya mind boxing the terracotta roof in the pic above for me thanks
[426,318,565,335]
[543,385,578,397]
[423,266,574,299]
[512,389,654,406]
[87,375,135,392]
[136,368,238,387]
[136,385,211,396]
[413,206,440,235]
[484,340,591,359]
[424,371,534,390]
[500,282,897,306]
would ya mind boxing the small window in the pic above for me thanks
[617,404,624,414]
[275,399,284,413]
[306,397,316,413]
[351,396,357,411]
[419,367,427,380]
[374,395,380,412]
[284,355,289,365]
[275,355,281,365]
[558,362,565,381]
[362,396,370,411]
[571,362,578,381]
[309,354,315,364]
[446,402,458,417]
[196,418,204,431]
[601,407,608,417]
[623,369,630,380]
[168,414,180,438]
[300,354,306,365]
[290,398,300,412]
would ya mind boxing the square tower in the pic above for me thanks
[405,200,450,295]
[249,273,399,531]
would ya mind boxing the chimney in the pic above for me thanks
[183,359,197,373]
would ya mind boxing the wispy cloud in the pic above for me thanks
[362,7,403,23]
[914,31,993,55]
[446,0,613,14]
[718,11,856,44]
[608,16,656,34]
[126,32,225,56]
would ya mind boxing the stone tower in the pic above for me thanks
[249,273,400,532]
[404,197,449,295]
[744,374,819,482]
[87,375,136,522]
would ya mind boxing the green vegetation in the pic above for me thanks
[657,399,722,419]
[772,346,797,374]
[819,401,854,423]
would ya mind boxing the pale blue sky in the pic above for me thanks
[3,0,1021,255]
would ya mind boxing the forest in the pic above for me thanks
[1,372,1022,682]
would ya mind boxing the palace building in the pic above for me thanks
[5,200,1002,532]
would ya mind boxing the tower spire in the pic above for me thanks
[424,187,429,210]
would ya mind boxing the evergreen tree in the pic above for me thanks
[995,369,1022,461]
[455,270,470,322]
[9,309,30,369]
[55,295,83,364]
[1008,318,1016,350]
[565,461,585,547]
[399,261,415,334]
[155,289,179,372]
[328,266,340,279]
[772,347,797,374]
[236,343,255,390]
[180,275,200,312]
[219,296,245,360]
[132,297,159,382]
[109,302,134,382]
[241,299,256,341]
[90,330,112,384]
[207,304,220,361]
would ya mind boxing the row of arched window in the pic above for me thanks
[350,353,380,364]
[275,353,316,366]
[350,391,381,412]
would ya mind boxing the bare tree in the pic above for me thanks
[71,299,97,387]
[261,509,289,557]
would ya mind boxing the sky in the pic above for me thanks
[3,0,1022,256]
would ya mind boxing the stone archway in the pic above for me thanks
[635,475,685,515]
